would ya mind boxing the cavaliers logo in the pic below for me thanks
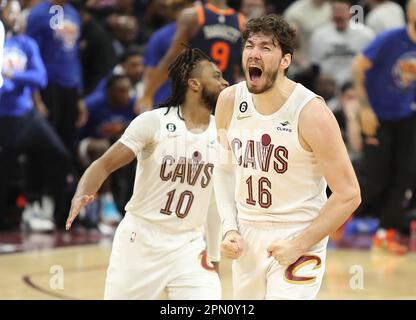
[284,255,321,284]
[199,250,216,272]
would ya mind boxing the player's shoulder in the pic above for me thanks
[218,83,239,104]
[136,108,166,123]
[178,6,199,24]
[216,84,238,111]
[299,97,335,131]
[215,84,240,128]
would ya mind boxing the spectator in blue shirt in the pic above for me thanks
[0,0,72,231]
[81,75,136,141]
[91,46,144,101]
[26,0,87,153]
[352,0,416,255]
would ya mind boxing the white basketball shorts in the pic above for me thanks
[232,218,328,300]
[104,213,221,299]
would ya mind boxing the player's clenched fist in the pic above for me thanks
[267,240,305,266]
[221,230,244,259]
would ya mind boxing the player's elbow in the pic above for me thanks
[343,184,362,212]
[351,188,361,211]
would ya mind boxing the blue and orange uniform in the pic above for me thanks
[191,3,244,84]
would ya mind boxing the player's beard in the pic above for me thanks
[201,86,220,112]
[244,61,280,94]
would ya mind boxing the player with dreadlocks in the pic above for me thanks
[66,47,229,299]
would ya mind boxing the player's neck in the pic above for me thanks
[180,103,211,132]
[252,77,297,115]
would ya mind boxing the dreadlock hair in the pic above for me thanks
[158,46,212,120]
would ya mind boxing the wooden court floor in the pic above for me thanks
[0,243,415,300]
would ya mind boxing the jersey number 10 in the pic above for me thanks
[160,189,195,218]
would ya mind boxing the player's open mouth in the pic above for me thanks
[248,66,262,82]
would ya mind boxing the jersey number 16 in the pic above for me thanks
[246,176,272,209]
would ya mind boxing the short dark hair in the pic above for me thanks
[119,46,144,64]
[242,14,296,57]
[106,74,130,91]
[158,47,212,116]
[341,81,354,94]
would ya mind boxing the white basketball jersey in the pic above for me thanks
[119,107,217,232]
[227,81,327,223]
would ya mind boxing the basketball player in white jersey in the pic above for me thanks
[66,48,229,299]
[214,14,361,299]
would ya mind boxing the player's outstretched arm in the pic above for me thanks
[268,98,361,265]
[66,142,136,230]
[137,8,198,111]
[213,85,244,259]
[67,111,159,230]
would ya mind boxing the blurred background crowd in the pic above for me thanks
[1,0,415,255]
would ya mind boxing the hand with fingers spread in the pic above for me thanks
[66,194,96,230]
[221,230,244,259]
[267,240,306,266]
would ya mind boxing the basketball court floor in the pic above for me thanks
[0,230,415,299]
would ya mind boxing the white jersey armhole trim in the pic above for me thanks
[226,83,243,142]
[293,95,326,155]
